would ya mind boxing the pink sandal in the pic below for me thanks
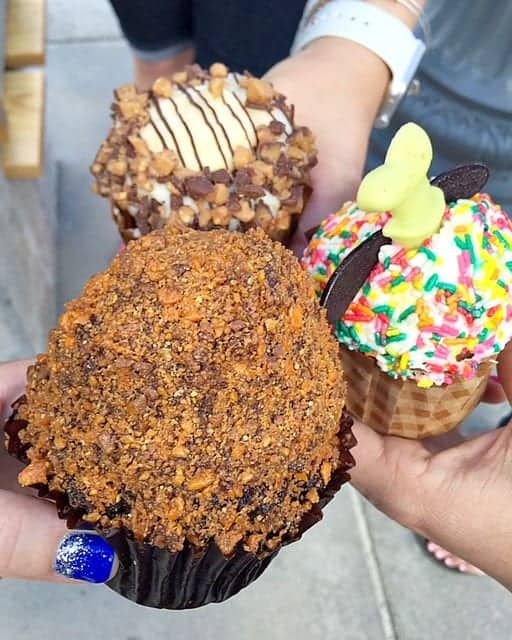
[424,539,485,575]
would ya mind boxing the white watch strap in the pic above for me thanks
[291,0,426,127]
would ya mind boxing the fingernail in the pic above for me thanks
[55,531,118,584]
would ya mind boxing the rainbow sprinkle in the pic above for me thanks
[302,195,512,386]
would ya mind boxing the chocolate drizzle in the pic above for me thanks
[147,116,168,154]
[176,84,229,170]
[231,91,258,142]
[221,93,253,147]
[189,85,235,157]
[151,96,185,166]
[148,73,292,173]
[169,95,203,170]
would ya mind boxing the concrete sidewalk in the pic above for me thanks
[0,2,511,638]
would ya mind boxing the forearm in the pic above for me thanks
[297,0,428,127]
[300,37,389,129]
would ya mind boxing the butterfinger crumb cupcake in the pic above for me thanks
[6,227,354,609]
[91,63,317,244]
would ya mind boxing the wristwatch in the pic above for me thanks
[291,0,426,128]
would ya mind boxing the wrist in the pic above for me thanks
[292,0,427,128]
[298,36,390,126]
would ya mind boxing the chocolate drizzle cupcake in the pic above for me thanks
[5,227,354,609]
[91,63,317,244]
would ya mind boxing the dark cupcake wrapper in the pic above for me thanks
[105,532,277,609]
[4,399,355,609]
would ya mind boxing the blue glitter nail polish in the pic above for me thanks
[55,532,117,584]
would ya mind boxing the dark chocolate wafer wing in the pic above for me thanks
[430,164,489,203]
[320,231,391,325]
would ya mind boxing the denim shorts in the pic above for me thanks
[109,0,307,76]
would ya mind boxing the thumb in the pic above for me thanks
[0,490,118,583]
[349,420,430,531]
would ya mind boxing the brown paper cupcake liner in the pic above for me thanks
[4,400,355,609]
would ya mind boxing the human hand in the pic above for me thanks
[350,343,512,589]
[265,37,390,256]
[0,360,117,583]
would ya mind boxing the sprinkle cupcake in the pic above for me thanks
[6,227,354,608]
[303,122,512,439]
[91,63,317,244]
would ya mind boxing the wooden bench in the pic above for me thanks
[1,0,45,177]
[0,0,56,355]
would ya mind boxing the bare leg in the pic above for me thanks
[134,47,196,90]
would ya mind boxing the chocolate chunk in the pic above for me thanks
[275,157,299,179]
[281,185,303,208]
[269,120,285,135]
[320,231,392,325]
[237,184,266,198]
[105,497,132,518]
[234,169,252,187]
[237,486,256,511]
[135,199,152,234]
[227,194,241,212]
[134,213,150,235]
[82,358,96,375]
[210,169,231,185]
[67,480,92,511]
[430,163,489,203]
[173,262,191,277]
[185,176,215,198]
[264,265,278,288]
[170,174,185,193]
[170,194,183,210]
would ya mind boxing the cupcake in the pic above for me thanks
[5,227,354,608]
[91,63,317,244]
[303,122,512,439]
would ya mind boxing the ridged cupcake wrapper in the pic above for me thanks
[4,401,355,609]
[105,532,277,609]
